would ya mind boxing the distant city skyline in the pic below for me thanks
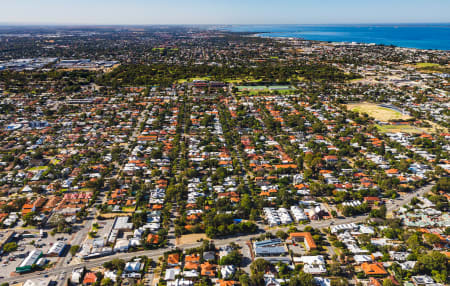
[0,0,449,25]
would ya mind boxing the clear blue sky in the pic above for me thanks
[0,0,449,25]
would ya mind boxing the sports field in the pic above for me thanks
[236,85,291,91]
[236,85,295,95]
[347,102,411,121]
[376,124,423,134]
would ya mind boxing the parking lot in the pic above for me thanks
[0,231,73,278]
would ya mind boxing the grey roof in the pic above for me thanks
[254,239,282,248]
[255,246,286,256]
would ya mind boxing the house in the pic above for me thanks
[83,272,98,285]
[146,234,159,244]
[288,232,317,250]
[203,251,215,261]
[167,279,193,286]
[220,265,236,279]
[400,261,416,271]
[364,197,381,206]
[167,253,180,267]
[183,269,199,278]
[104,270,118,282]
[294,256,327,275]
[265,276,282,286]
[200,261,216,277]
[71,267,84,284]
[114,239,129,252]
[122,261,143,278]
[165,268,181,281]
[354,255,373,264]
[361,262,388,276]
[185,253,200,263]
[314,277,331,286]
[411,275,436,286]
[324,155,338,164]
[216,280,238,286]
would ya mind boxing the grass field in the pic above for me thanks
[28,166,48,172]
[376,124,423,134]
[236,85,295,95]
[413,62,450,74]
[347,102,411,121]
[176,76,211,83]
[50,158,61,165]
[122,206,136,212]
[415,63,441,68]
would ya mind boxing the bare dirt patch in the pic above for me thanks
[176,233,207,246]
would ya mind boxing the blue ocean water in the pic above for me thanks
[225,24,450,50]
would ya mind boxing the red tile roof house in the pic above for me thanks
[288,232,317,251]
[324,155,338,164]
[361,262,388,277]
[83,272,98,285]
[364,197,382,206]
[200,262,217,277]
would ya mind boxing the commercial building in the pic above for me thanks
[16,249,43,273]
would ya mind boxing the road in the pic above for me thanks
[55,109,149,286]
[2,181,435,284]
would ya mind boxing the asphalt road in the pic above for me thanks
[2,182,434,284]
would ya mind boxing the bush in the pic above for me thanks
[3,242,18,253]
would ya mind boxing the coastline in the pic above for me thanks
[225,25,450,51]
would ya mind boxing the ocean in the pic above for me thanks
[224,24,450,51]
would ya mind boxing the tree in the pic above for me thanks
[219,250,242,266]
[329,262,342,276]
[250,272,265,286]
[101,278,113,286]
[423,233,440,246]
[383,279,394,286]
[290,271,315,286]
[407,233,421,250]
[103,258,125,270]
[250,258,271,275]
[276,230,288,240]
[331,278,349,286]
[416,251,447,272]
[23,211,37,226]
[239,274,250,286]
[70,245,80,256]
[3,242,18,253]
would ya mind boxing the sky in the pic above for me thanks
[0,0,449,25]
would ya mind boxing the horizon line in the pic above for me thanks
[0,22,449,27]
